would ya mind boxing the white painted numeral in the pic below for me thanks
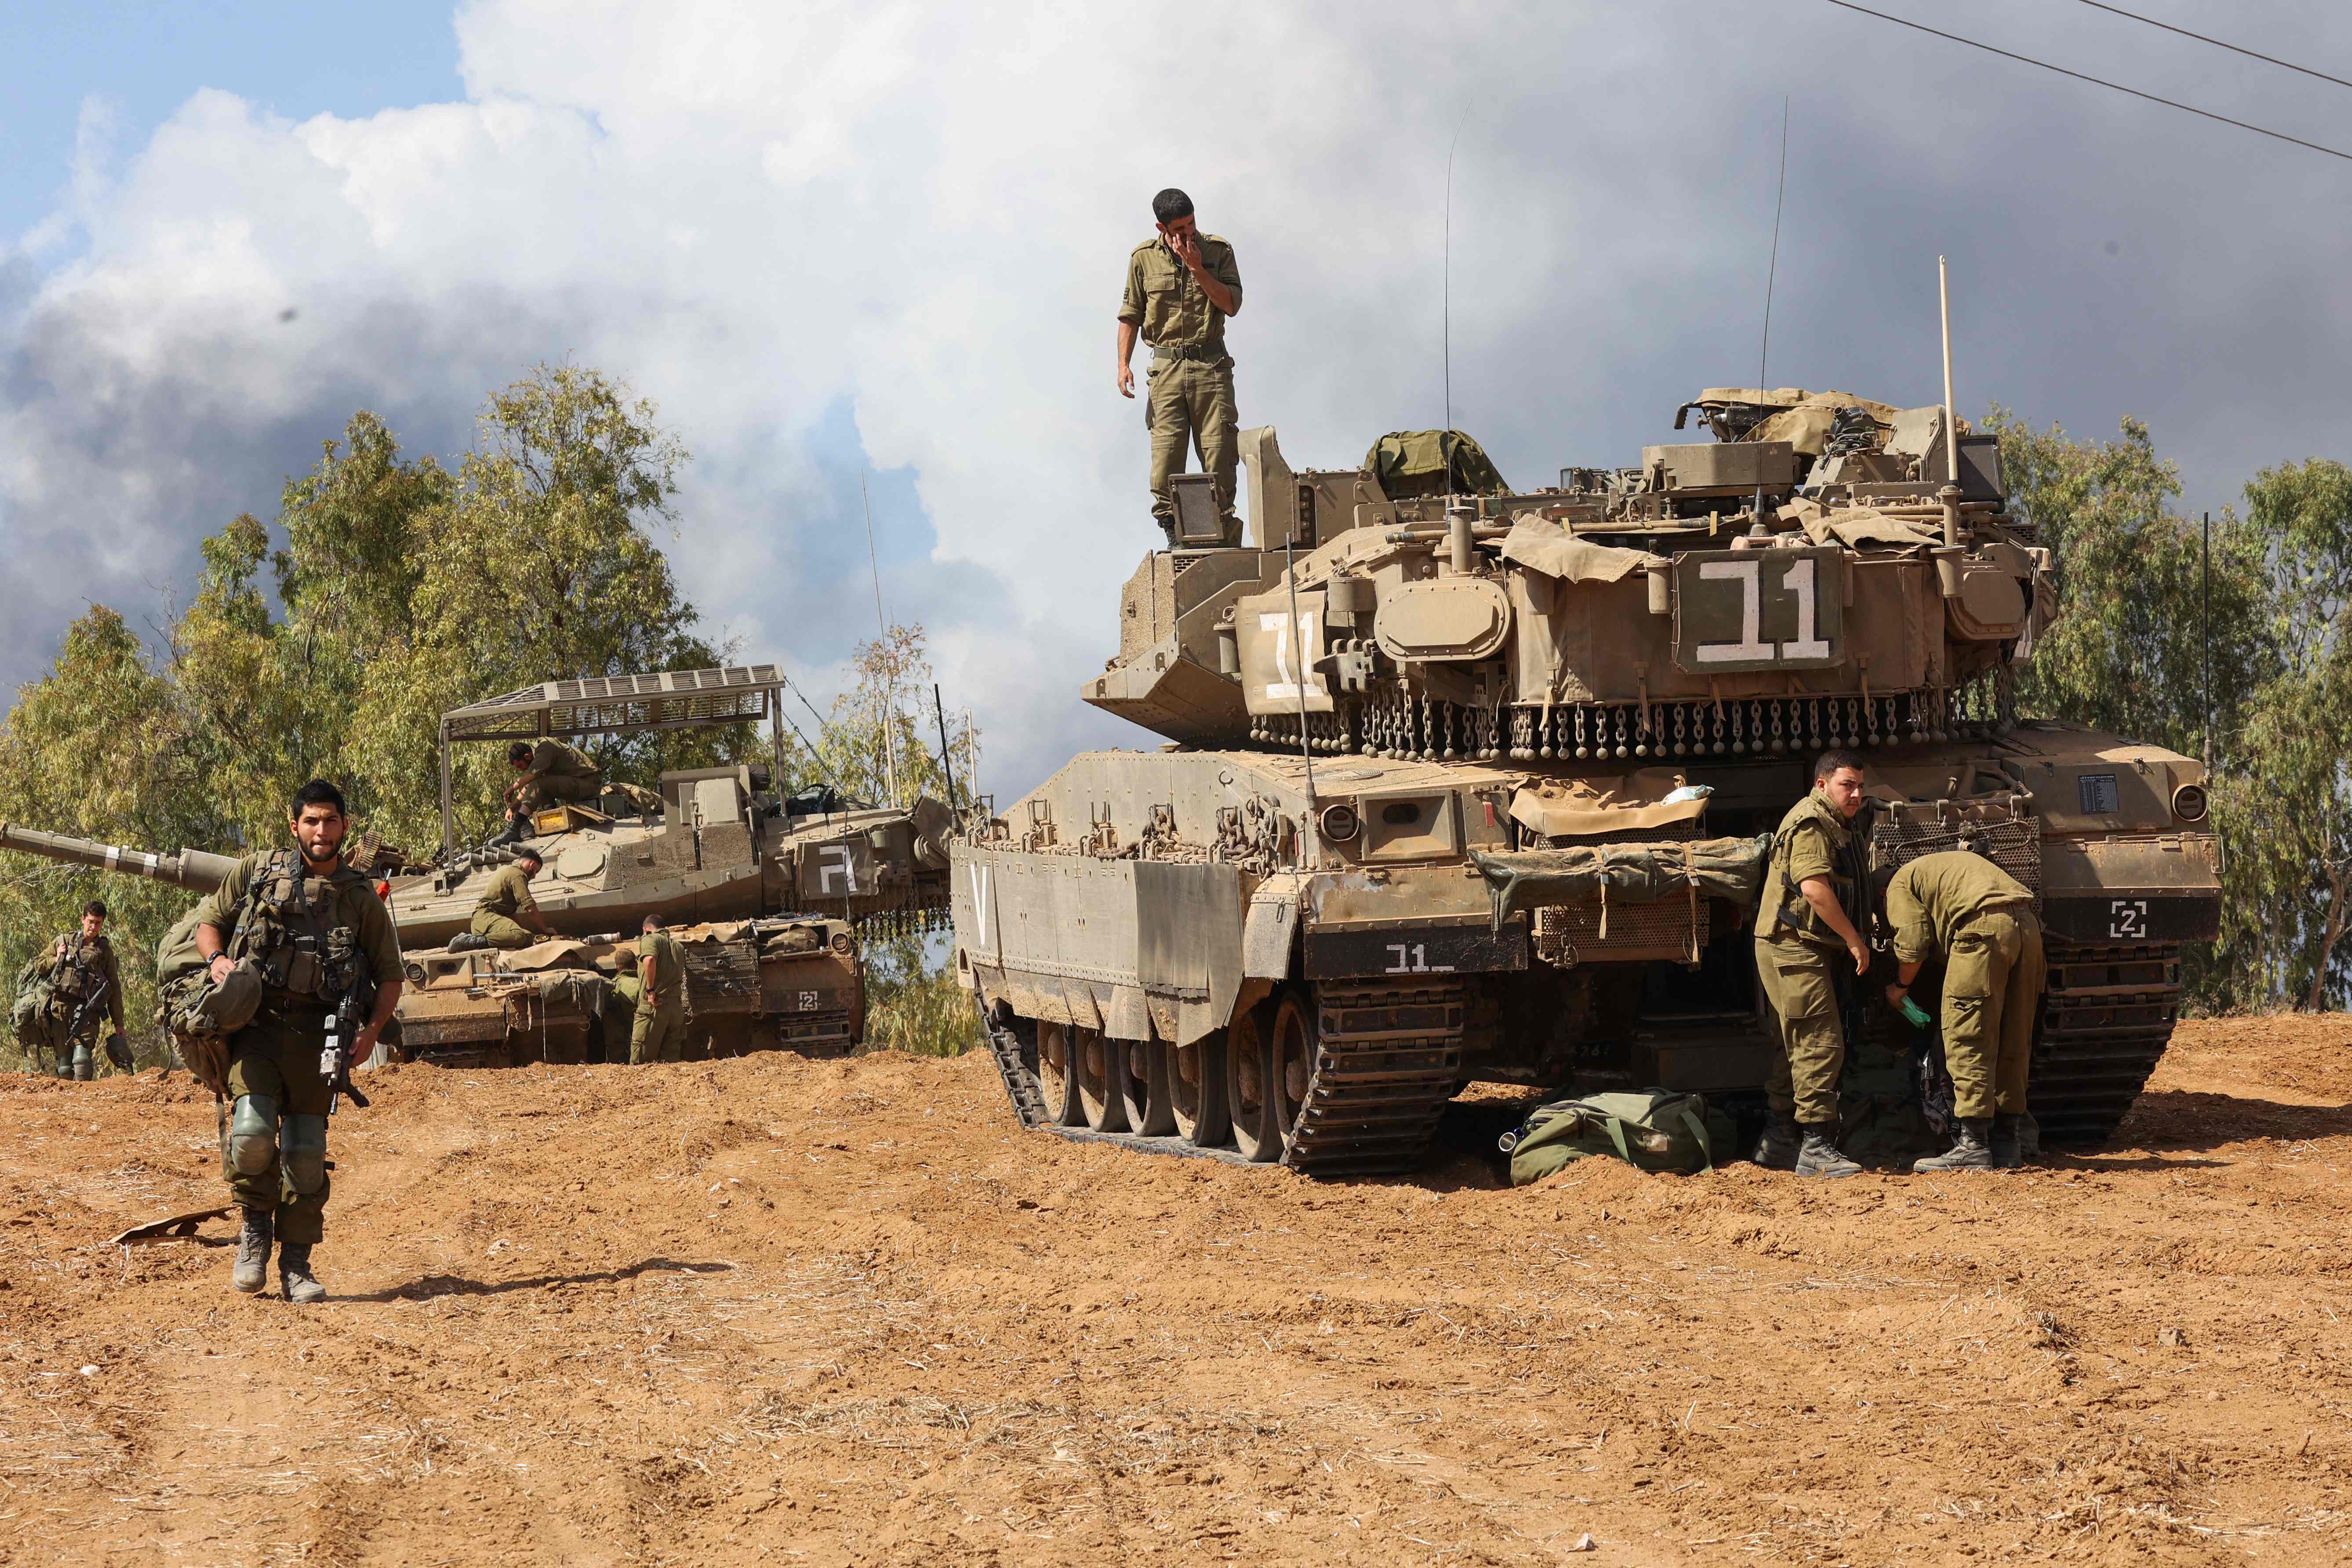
[2109,899,2148,940]
[1384,942,1457,975]
[1260,609,1324,702]
[1781,557,1830,660]
[819,842,862,895]
[1695,559,1768,663]
[799,991,819,1011]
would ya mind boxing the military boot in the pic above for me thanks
[232,1208,274,1294]
[1914,1118,1995,1173]
[1794,1126,1861,1179]
[1752,1111,1802,1171]
[278,1244,327,1305]
[1990,1112,2025,1170]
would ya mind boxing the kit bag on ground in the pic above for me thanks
[1500,1088,1729,1186]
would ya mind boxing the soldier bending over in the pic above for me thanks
[499,738,603,843]
[472,845,558,950]
[190,780,403,1303]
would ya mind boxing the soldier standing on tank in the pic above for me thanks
[1116,188,1244,547]
[498,738,604,843]
[629,912,690,1066]
[1752,751,1872,1178]
[36,901,127,1080]
[471,846,558,950]
[189,780,403,1303]
[1883,849,2048,1172]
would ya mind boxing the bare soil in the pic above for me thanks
[5,1013,2352,1566]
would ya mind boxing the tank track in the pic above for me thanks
[971,980,1468,1177]
[2028,941,2184,1148]
[1281,980,1468,1177]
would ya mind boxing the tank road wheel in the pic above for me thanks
[1036,1020,1082,1127]
[1171,1031,1231,1149]
[1269,990,1317,1150]
[1226,1003,1280,1163]
[1076,1026,1131,1133]
[1123,1040,1177,1137]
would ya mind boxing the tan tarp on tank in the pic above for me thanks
[1740,391,1902,456]
[1497,518,1654,583]
[1509,770,1710,837]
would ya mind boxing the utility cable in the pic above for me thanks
[1823,0,2352,163]
[2076,0,2352,94]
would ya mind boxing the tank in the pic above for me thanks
[1,663,958,1068]
[953,396,2221,1175]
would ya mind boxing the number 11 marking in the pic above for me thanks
[1781,557,1829,660]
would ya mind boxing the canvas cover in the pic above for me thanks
[1472,834,1772,928]
[1361,429,1510,498]
[1497,518,1655,584]
[1500,1088,1732,1183]
[1509,769,1712,838]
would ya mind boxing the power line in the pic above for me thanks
[1822,0,2352,164]
[2076,0,2352,94]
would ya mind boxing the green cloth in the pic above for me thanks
[471,913,536,950]
[1361,429,1510,498]
[630,999,687,1065]
[474,863,539,922]
[1936,906,2046,1121]
[222,1010,335,1245]
[1885,850,2035,965]
[35,932,124,1034]
[1146,358,1239,535]
[1119,233,1242,350]
[191,851,403,998]
[1756,936,1847,1125]
[1755,791,1857,949]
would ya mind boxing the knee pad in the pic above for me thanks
[71,1043,95,1081]
[281,1114,328,1196]
[228,1094,280,1176]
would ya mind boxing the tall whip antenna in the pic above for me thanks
[1443,104,1472,485]
[860,471,901,805]
[1759,97,1790,388]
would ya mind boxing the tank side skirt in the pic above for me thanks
[2028,940,2183,1147]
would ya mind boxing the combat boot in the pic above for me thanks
[1752,1111,1802,1171]
[1914,1117,1995,1173]
[1794,1126,1861,1179]
[232,1208,273,1294]
[1990,1112,2025,1170]
[278,1244,327,1305]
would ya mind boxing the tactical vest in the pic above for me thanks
[225,850,370,1009]
[49,935,105,998]
[1755,792,1862,947]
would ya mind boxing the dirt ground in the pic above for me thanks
[5,1015,2352,1567]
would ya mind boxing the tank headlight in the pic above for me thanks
[2172,783,2209,823]
[1319,803,1361,842]
[831,932,857,957]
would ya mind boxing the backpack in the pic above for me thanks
[1500,1089,1730,1185]
[11,959,59,1055]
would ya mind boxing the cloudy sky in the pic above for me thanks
[5,0,2351,799]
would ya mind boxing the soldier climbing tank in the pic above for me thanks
[953,392,2221,1174]
[2,664,958,1068]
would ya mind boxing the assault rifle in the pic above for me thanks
[320,933,371,1115]
[65,973,116,1053]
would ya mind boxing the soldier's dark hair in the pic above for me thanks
[508,741,534,764]
[82,900,107,921]
[642,912,666,930]
[514,846,543,866]
[1813,749,1866,782]
[1152,188,1194,225]
[291,778,347,817]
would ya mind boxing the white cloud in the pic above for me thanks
[8,0,2352,794]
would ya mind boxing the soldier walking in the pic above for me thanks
[189,780,404,1303]
[1752,751,1873,1178]
[36,901,127,1080]
[1884,849,2048,1172]
[629,913,689,1066]
[499,738,603,843]
[471,846,558,950]
[1116,187,1245,546]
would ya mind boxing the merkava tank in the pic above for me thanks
[2,664,956,1068]
[953,395,2221,1175]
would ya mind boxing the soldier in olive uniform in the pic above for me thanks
[471,846,557,950]
[629,912,690,1066]
[1884,849,2048,1172]
[190,780,403,1303]
[36,901,127,1080]
[1752,751,1873,1178]
[1116,187,1245,546]
[499,738,603,843]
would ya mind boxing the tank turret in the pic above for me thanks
[959,392,2222,1177]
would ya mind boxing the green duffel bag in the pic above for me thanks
[1500,1088,1728,1186]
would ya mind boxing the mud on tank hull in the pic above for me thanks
[952,722,2218,1177]
[387,918,865,1069]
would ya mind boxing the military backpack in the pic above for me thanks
[1499,1088,1733,1185]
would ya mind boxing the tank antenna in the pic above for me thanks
[1755,96,1789,528]
[1938,255,1958,484]
[1282,535,1320,819]
[1443,104,1472,490]
[861,470,901,805]
[932,682,961,813]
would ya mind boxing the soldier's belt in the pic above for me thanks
[1150,342,1228,364]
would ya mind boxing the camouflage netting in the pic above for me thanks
[1363,429,1510,498]
[1472,835,1772,930]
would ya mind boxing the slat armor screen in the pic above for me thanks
[440,664,784,742]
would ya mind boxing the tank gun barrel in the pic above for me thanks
[0,822,239,893]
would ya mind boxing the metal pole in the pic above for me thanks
[1938,255,1959,485]
[2203,511,2212,775]
[861,472,900,805]
[438,722,455,854]
[932,682,961,812]
[1282,537,1319,813]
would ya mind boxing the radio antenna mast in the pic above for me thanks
[860,470,901,805]
[1759,97,1790,388]
[1443,104,1472,489]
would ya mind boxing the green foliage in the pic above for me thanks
[858,934,981,1058]
[773,623,980,814]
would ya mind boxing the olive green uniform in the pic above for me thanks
[191,852,403,1247]
[1887,852,2046,1122]
[1120,234,1244,542]
[1753,791,1861,1127]
[514,740,603,813]
[35,932,125,1079]
[470,862,542,949]
[629,930,689,1065]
